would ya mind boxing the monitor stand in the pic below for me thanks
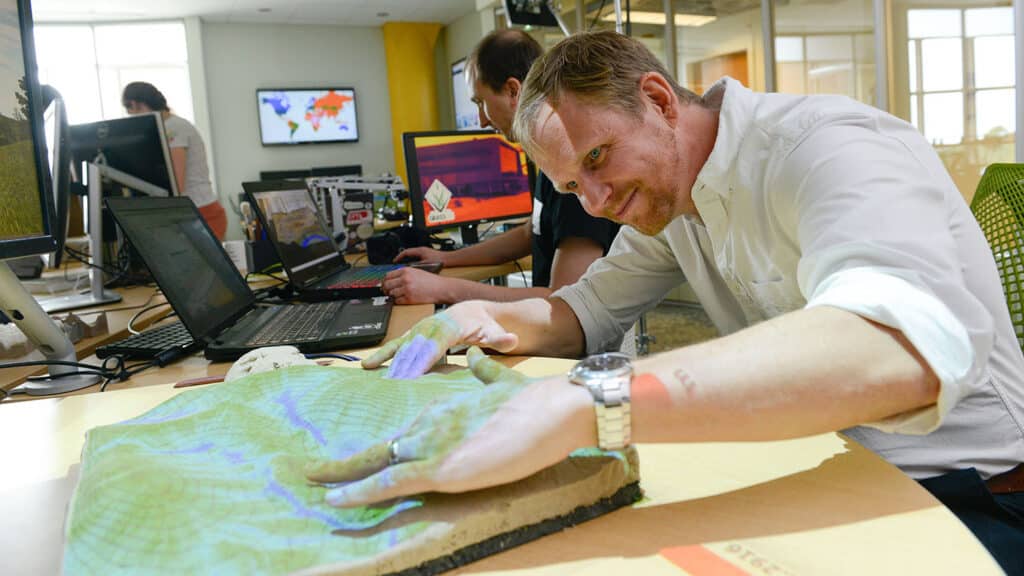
[37,162,167,313]
[458,224,479,246]
[0,261,101,395]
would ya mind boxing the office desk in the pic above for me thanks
[1,255,531,395]
[0,285,170,393]
[0,355,1001,576]
[0,295,435,396]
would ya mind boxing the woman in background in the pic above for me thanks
[121,81,227,239]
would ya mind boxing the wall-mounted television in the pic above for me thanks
[256,88,359,146]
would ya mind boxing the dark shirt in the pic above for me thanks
[530,172,620,288]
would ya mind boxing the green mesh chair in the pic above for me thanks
[970,163,1024,353]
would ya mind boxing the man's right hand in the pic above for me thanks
[381,267,455,305]
[394,247,447,265]
[361,302,519,379]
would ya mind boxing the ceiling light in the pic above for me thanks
[602,11,716,27]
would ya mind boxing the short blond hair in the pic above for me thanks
[512,31,703,156]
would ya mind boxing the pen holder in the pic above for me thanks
[246,234,280,276]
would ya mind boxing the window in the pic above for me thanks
[907,6,1015,145]
[34,22,193,125]
[776,32,876,105]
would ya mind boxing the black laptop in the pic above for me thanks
[105,196,392,362]
[242,180,438,301]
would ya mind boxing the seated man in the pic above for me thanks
[310,32,1024,574]
[381,29,618,305]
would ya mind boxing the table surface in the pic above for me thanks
[0,258,1002,575]
[0,355,1002,576]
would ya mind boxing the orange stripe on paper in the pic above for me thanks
[660,545,750,576]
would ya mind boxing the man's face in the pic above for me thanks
[469,71,517,139]
[530,91,696,236]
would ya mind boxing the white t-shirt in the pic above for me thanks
[554,77,1024,479]
[163,114,217,207]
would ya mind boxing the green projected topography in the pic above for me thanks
[63,366,635,575]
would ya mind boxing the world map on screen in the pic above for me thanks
[258,89,358,145]
[62,365,635,575]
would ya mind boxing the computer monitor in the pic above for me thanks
[69,112,178,197]
[0,0,101,395]
[259,165,363,181]
[260,169,309,181]
[403,130,534,245]
[42,95,70,267]
[451,59,481,131]
[310,164,362,178]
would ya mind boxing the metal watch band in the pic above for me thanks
[593,377,631,450]
[568,353,633,451]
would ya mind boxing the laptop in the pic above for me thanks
[105,196,392,362]
[242,180,439,301]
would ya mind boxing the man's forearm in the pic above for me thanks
[481,297,585,358]
[630,305,941,443]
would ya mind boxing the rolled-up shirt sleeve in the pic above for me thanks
[785,122,993,434]
[554,226,685,354]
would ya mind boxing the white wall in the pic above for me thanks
[436,6,496,129]
[201,22,394,240]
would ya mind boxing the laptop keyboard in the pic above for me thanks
[245,302,342,347]
[96,321,195,359]
[327,265,401,289]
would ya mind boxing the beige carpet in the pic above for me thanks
[642,301,717,355]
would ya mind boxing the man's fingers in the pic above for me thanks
[466,346,525,385]
[481,331,519,353]
[305,442,389,484]
[362,338,404,369]
[387,335,441,379]
[324,461,433,508]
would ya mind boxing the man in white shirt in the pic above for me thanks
[308,31,1024,572]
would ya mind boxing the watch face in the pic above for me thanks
[570,352,633,380]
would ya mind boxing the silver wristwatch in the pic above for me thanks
[568,352,633,450]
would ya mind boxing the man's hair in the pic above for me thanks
[121,81,169,112]
[513,31,703,154]
[467,29,543,91]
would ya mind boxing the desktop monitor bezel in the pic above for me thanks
[403,129,535,241]
[255,87,360,146]
[68,112,179,197]
[0,0,57,261]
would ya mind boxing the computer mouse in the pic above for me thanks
[395,255,420,264]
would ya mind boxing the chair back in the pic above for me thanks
[970,163,1024,353]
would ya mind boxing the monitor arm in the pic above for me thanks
[0,261,101,395]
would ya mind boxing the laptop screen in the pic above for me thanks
[247,184,346,286]
[106,197,254,340]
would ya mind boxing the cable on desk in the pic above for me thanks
[127,302,174,335]
[304,352,360,362]
[5,353,166,396]
[513,259,529,289]
[75,287,164,315]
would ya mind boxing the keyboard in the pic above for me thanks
[96,321,196,359]
[245,302,342,347]
[327,265,401,290]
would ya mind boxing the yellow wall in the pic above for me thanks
[383,22,443,185]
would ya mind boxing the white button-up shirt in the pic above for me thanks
[554,77,1024,479]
